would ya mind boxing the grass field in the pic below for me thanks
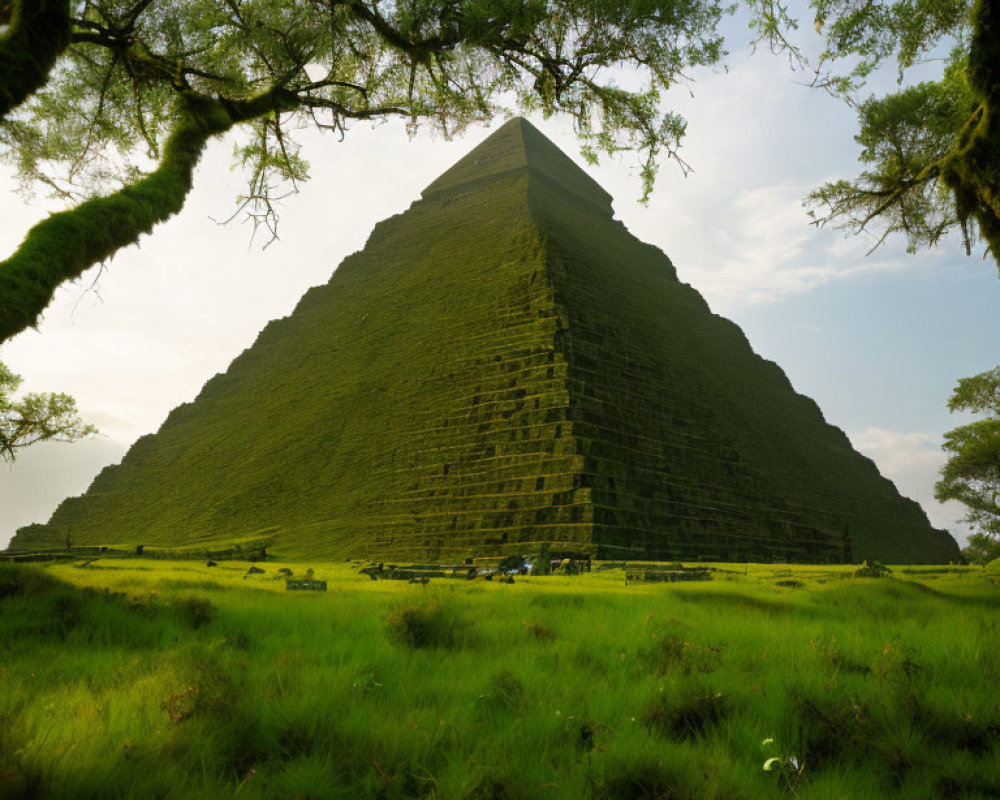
[1,558,998,799]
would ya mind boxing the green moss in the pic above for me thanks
[0,0,71,119]
[12,119,959,564]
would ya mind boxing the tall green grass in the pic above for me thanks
[1,560,997,799]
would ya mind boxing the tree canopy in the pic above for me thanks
[804,0,999,262]
[936,366,1000,539]
[0,0,996,345]
[960,531,1000,563]
[0,360,96,461]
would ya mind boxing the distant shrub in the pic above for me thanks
[497,554,524,573]
[985,557,1000,575]
[179,596,214,629]
[386,600,468,649]
[854,560,892,578]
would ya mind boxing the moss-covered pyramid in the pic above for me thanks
[12,119,959,563]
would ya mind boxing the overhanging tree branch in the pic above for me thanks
[348,1,461,63]
[0,86,299,342]
[0,0,731,344]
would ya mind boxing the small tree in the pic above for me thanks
[961,532,1000,565]
[0,360,96,461]
[936,367,1000,540]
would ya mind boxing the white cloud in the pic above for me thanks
[646,181,909,309]
[847,426,970,545]
[0,438,128,548]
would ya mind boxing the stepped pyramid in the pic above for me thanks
[13,119,959,563]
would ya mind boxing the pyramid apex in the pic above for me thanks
[421,117,612,212]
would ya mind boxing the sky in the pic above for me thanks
[2,18,998,551]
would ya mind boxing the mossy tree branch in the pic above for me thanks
[0,87,300,342]
[0,0,71,119]
[0,0,744,344]
[939,0,1000,265]
[805,71,969,254]
[802,0,1000,270]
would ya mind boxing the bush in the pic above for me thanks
[386,600,468,649]
[0,563,56,600]
[854,560,892,578]
[179,596,214,629]
[497,554,524,573]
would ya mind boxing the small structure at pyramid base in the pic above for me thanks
[11,119,960,565]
